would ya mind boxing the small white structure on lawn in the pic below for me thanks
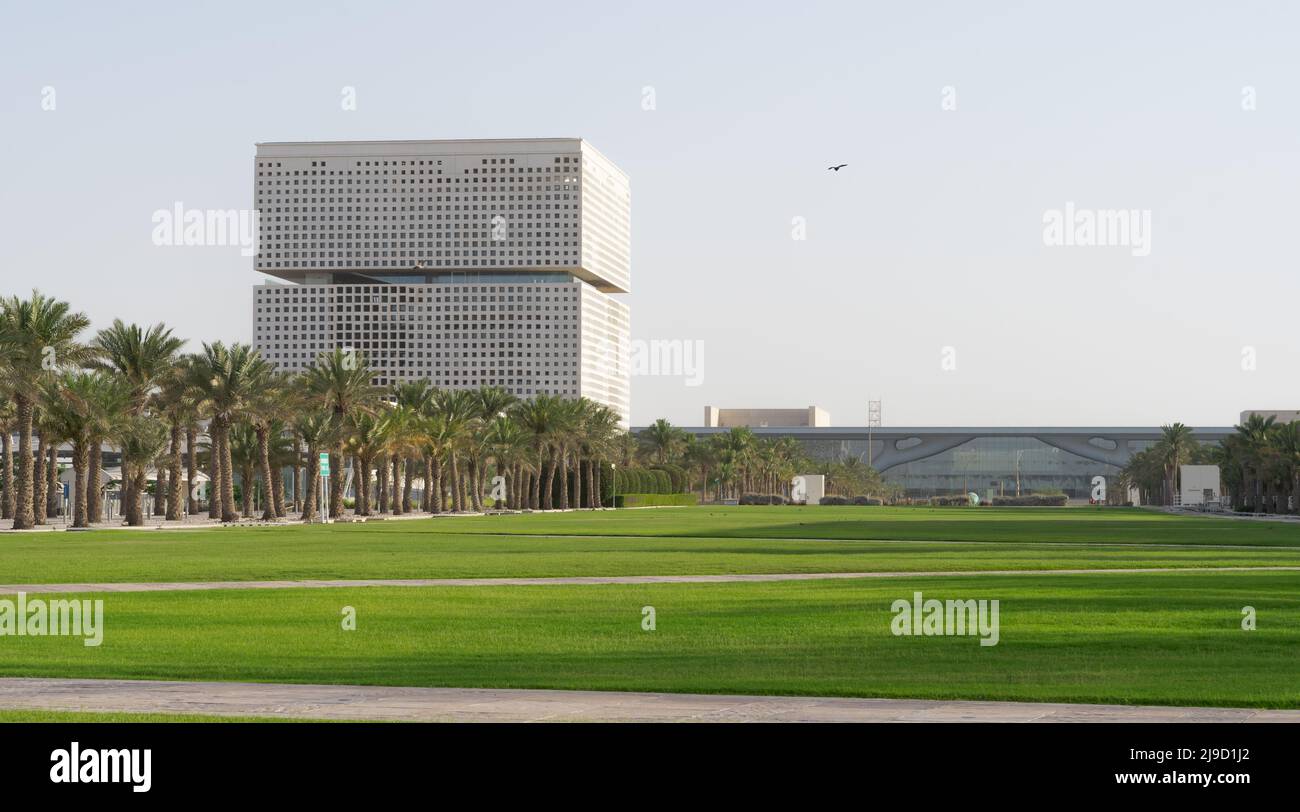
[792,474,825,505]
[1179,465,1221,506]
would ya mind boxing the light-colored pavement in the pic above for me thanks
[0,678,1294,722]
[3,565,1300,595]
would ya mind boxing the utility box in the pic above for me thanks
[1180,465,1221,506]
[794,474,825,505]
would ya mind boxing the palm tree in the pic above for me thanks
[155,356,202,520]
[344,411,386,516]
[187,342,271,522]
[415,410,455,514]
[39,372,125,527]
[293,410,334,522]
[577,403,621,508]
[483,415,528,509]
[0,291,93,529]
[434,389,477,511]
[92,320,185,526]
[1155,423,1198,506]
[1270,421,1300,515]
[639,418,687,466]
[393,381,435,513]
[1234,413,1276,513]
[116,414,171,523]
[382,404,426,514]
[302,349,381,518]
[248,374,291,520]
[684,437,717,504]
[471,386,518,510]
[513,394,562,510]
[228,422,259,516]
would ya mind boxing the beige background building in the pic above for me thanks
[704,406,830,428]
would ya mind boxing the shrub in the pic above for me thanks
[615,493,699,507]
[740,493,786,505]
[819,495,849,505]
[930,495,971,506]
[851,496,883,506]
[653,464,688,493]
[990,494,1068,507]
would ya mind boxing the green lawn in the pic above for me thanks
[1,572,1296,708]
[400,505,1300,546]
[4,507,1298,711]
[2,507,1298,584]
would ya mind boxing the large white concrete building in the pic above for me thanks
[251,138,630,423]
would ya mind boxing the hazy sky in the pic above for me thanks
[3,1,1297,427]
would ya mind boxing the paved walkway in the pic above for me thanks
[0,678,1294,722]
[3,566,1299,595]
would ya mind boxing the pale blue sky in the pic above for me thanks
[3,1,1298,426]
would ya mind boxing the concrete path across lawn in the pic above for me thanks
[3,566,1300,595]
[1,678,1295,722]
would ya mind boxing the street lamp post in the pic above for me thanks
[610,462,617,509]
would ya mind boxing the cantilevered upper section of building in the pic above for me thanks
[253,138,631,293]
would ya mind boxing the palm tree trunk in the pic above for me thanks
[431,456,444,514]
[469,457,484,512]
[543,452,558,510]
[354,454,371,516]
[240,464,253,516]
[457,457,469,511]
[185,428,198,516]
[302,443,320,521]
[423,457,434,512]
[209,433,223,520]
[256,425,275,521]
[532,459,543,510]
[328,447,344,518]
[391,456,403,515]
[129,468,147,526]
[48,443,61,519]
[592,460,601,509]
[1,426,13,520]
[559,452,570,510]
[450,454,464,512]
[33,432,47,525]
[271,461,286,518]
[120,452,132,527]
[219,423,239,522]
[87,439,102,523]
[72,442,89,528]
[166,423,183,520]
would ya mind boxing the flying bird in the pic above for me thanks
[827,164,847,172]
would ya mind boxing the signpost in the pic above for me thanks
[319,453,330,524]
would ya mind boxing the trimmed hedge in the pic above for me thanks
[740,493,786,505]
[615,493,699,508]
[819,496,849,505]
[615,468,677,496]
[653,464,688,493]
[991,494,1068,507]
[852,496,883,506]
[930,495,971,506]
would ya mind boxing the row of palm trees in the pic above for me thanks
[634,419,895,501]
[1117,418,1300,513]
[1213,414,1300,513]
[0,291,629,528]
